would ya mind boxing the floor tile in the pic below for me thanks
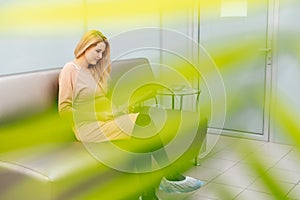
[256,142,293,159]
[226,163,260,178]
[184,135,300,200]
[223,139,265,155]
[266,167,300,184]
[284,147,300,161]
[198,157,237,172]
[234,189,276,200]
[157,190,193,200]
[184,195,217,200]
[185,165,223,182]
[212,170,256,188]
[287,184,300,199]
[189,182,243,199]
[247,177,294,196]
[208,149,247,162]
[202,135,239,158]
[274,158,300,173]
[239,153,280,171]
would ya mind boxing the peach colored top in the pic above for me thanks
[58,62,138,143]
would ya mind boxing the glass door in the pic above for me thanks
[199,0,272,139]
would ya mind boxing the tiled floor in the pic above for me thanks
[158,134,300,200]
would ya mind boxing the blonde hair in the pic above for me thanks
[74,30,111,90]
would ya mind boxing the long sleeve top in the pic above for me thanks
[58,62,138,142]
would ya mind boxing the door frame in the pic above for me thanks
[196,0,277,142]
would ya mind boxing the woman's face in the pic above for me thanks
[84,42,106,65]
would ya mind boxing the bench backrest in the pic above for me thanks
[0,58,154,124]
[0,69,60,124]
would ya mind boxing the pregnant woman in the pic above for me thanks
[58,29,204,200]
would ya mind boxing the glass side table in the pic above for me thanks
[157,85,201,111]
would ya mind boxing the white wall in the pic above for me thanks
[0,1,197,77]
[0,0,85,75]
[271,0,300,145]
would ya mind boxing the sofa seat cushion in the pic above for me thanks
[0,109,75,154]
[0,142,141,200]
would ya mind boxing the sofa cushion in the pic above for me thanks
[0,142,141,200]
[0,69,60,125]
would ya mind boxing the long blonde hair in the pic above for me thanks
[74,30,111,90]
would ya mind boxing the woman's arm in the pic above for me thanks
[58,65,75,124]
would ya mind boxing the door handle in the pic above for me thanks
[258,48,271,52]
